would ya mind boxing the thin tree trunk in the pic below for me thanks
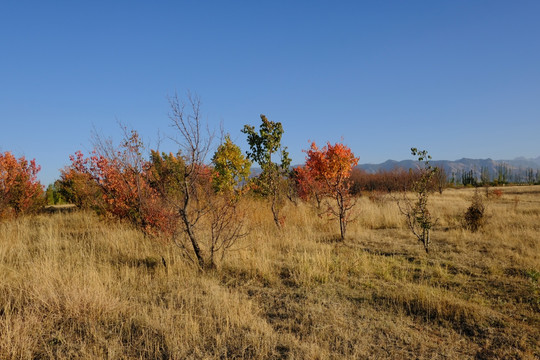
[180,210,205,269]
[422,228,430,253]
[180,178,206,269]
[338,192,346,241]
[271,193,281,228]
[339,214,345,241]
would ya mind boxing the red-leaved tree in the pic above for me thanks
[0,151,44,218]
[294,165,324,209]
[65,130,178,235]
[58,151,103,210]
[302,142,359,240]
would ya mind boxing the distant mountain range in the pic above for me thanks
[252,156,540,182]
[357,156,540,181]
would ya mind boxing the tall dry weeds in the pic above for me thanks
[0,186,538,359]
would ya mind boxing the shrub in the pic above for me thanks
[464,190,485,232]
[349,168,413,194]
[491,189,503,199]
[45,183,66,205]
[57,166,103,210]
[0,151,44,218]
[65,130,178,236]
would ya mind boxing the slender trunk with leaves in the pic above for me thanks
[301,142,359,241]
[242,115,291,228]
[397,148,437,253]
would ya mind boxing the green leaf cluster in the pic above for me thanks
[242,115,291,171]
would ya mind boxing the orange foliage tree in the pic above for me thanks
[65,130,177,235]
[301,142,359,240]
[294,165,324,209]
[58,150,103,210]
[0,151,44,218]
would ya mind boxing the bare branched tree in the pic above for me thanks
[157,92,247,270]
[434,166,447,194]
[166,92,214,269]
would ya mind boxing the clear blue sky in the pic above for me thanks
[1,1,539,185]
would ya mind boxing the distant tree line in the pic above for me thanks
[447,163,540,187]
[348,166,446,194]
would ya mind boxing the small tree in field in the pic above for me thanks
[397,148,437,253]
[158,93,250,270]
[211,135,251,194]
[464,189,485,232]
[0,151,44,218]
[45,183,66,205]
[242,115,291,228]
[208,136,251,262]
[302,142,359,241]
[434,166,447,194]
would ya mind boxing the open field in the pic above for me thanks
[0,186,539,359]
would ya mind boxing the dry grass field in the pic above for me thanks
[0,186,539,359]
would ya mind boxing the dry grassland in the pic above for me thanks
[0,186,539,359]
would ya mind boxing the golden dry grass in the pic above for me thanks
[0,186,539,359]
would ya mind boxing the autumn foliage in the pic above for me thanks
[57,97,252,270]
[63,132,178,235]
[299,142,359,240]
[58,159,102,210]
[0,151,43,218]
[349,168,413,194]
[211,135,251,194]
[294,165,324,208]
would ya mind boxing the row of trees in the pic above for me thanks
[449,165,540,186]
[3,94,497,262]
[47,95,367,267]
[349,166,447,195]
[354,163,540,192]
[41,95,359,268]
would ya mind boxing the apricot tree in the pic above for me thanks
[302,142,359,240]
[58,152,103,210]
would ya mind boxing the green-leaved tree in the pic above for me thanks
[398,148,438,253]
[242,115,291,227]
